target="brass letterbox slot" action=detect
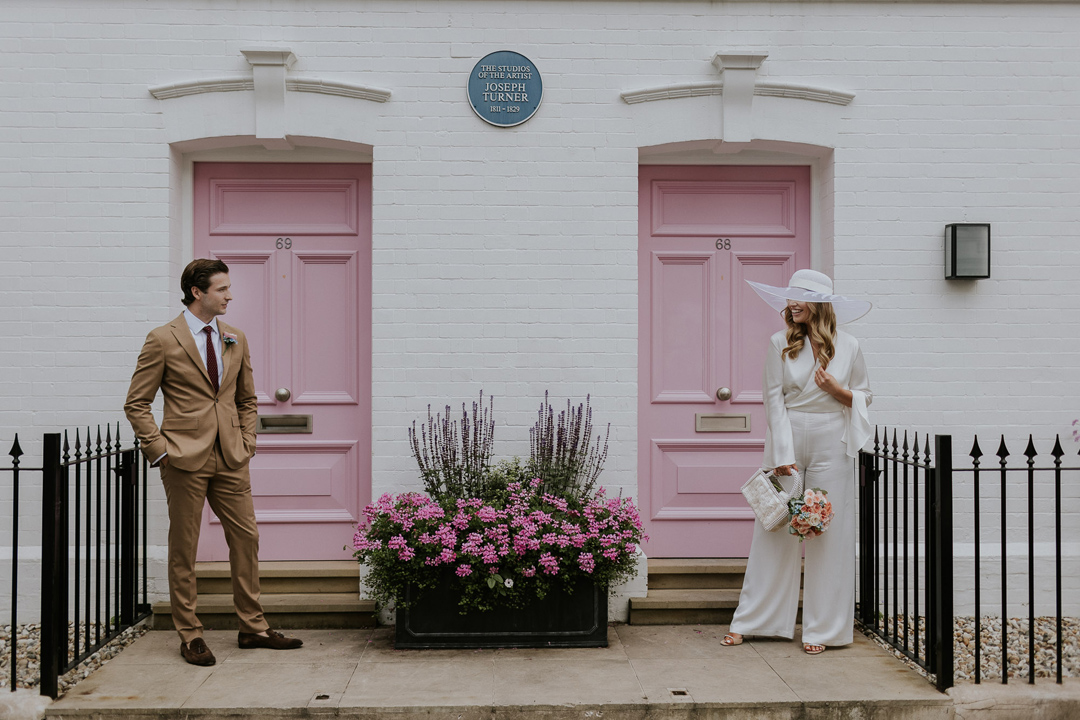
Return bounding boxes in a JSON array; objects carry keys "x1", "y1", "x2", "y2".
[
  {"x1": 256, "y1": 414, "x2": 314, "y2": 434},
  {"x1": 695, "y1": 413, "x2": 751, "y2": 433}
]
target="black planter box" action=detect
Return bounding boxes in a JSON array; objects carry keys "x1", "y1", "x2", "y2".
[{"x1": 394, "y1": 577, "x2": 608, "y2": 649}]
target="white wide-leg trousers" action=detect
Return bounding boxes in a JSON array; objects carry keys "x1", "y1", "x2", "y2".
[{"x1": 729, "y1": 410, "x2": 855, "y2": 646}]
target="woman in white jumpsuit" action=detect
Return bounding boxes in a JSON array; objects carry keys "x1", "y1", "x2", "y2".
[{"x1": 723, "y1": 270, "x2": 872, "y2": 655}]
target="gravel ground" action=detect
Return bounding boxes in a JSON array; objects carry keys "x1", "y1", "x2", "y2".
[
  {"x1": 860, "y1": 615, "x2": 1080, "y2": 684},
  {"x1": 0, "y1": 621, "x2": 150, "y2": 697}
]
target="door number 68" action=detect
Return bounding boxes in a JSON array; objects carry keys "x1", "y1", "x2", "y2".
[{"x1": 715, "y1": 238, "x2": 731, "y2": 250}]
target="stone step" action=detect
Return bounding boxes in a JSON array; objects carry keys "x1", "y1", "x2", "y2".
[
  {"x1": 194, "y1": 560, "x2": 361, "y2": 595},
  {"x1": 646, "y1": 558, "x2": 749, "y2": 575},
  {"x1": 151, "y1": 561, "x2": 376, "y2": 631},
  {"x1": 630, "y1": 558, "x2": 803, "y2": 625},
  {"x1": 629, "y1": 588, "x2": 740, "y2": 625},
  {"x1": 151, "y1": 593, "x2": 376, "y2": 630},
  {"x1": 631, "y1": 588, "x2": 743, "y2": 610},
  {"x1": 646, "y1": 558, "x2": 747, "y2": 589}
]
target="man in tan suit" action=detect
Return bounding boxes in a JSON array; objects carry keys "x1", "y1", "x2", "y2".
[{"x1": 125, "y1": 258, "x2": 301, "y2": 666}]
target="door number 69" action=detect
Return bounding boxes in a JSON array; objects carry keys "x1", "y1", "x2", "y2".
[
  {"x1": 715, "y1": 238, "x2": 731, "y2": 250},
  {"x1": 276, "y1": 237, "x2": 292, "y2": 249}
]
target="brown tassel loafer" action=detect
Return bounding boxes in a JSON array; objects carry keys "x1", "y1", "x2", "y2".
[
  {"x1": 237, "y1": 628, "x2": 303, "y2": 650},
  {"x1": 180, "y1": 637, "x2": 216, "y2": 666}
]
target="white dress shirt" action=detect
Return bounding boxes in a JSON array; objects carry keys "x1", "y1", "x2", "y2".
[{"x1": 183, "y1": 308, "x2": 222, "y2": 371}]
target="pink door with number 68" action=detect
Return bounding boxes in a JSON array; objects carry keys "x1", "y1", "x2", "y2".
[
  {"x1": 639, "y1": 165, "x2": 810, "y2": 557},
  {"x1": 193, "y1": 162, "x2": 372, "y2": 561}
]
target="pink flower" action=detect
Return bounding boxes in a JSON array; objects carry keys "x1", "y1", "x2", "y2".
[
  {"x1": 539, "y1": 552, "x2": 560, "y2": 575},
  {"x1": 456, "y1": 564, "x2": 473, "y2": 577}
]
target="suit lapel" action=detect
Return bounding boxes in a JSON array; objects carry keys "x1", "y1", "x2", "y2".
[
  {"x1": 218, "y1": 321, "x2": 234, "y2": 383},
  {"x1": 169, "y1": 314, "x2": 214, "y2": 390}
]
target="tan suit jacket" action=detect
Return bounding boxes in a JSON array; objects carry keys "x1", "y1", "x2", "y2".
[{"x1": 125, "y1": 313, "x2": 258, "y2": 472}]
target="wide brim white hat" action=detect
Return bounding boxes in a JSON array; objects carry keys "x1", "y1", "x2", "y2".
[{"x1": 746, "y1": 269, "x2": 871, "y2": 325}]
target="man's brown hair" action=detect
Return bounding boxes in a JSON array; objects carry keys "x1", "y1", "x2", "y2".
[{"x1": 180, "y1": 258, "x2": 230, "y2": 307}]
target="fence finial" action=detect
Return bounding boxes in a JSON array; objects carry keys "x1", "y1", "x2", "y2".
[
  {"x1": 1051, "y1": 435, "x2": 1064, "y2": 460},
  {"x1": 996, "y1": 435, "x2": 1009, "y2": 461},
  {"x1": 970, "y1": 435, "x2": 983, "y2": 460},
  {"x1": 1024, "y1": 435, "x2": 1038, "y2": 461},
  {"x1": 8, "y1": 434, "x2": 22, "y2": 461}
]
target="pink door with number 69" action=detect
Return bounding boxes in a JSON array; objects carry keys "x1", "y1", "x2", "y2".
[
  {"x1": 193, "y1": 162, "x2": 372, "y2": 561},
  {"x1": 639, "y1": 165, "x2": 810, "y2": 557}
]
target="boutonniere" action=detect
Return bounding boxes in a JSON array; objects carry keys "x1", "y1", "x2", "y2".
[{"x1": 222, "y1": 331, "x2": 238, "y2": 349}]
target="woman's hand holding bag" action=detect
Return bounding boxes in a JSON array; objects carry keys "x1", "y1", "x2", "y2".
[{"x1": 740, "y1": 467, "x2": 803, "y2": 532}]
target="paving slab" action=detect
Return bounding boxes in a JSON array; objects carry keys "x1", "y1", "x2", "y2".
[
  {"x1": 342, "y1": 656, "x2": 495, "y2": 706},
  {"x1": 948, "y1": 679, "x2": 1080, "y2": 720},
  {"x1": 187, "y1": 662, "x2": 357, "y2": 709},
  {"x1": 492, "y1": 655, "x2": 647, "y2": 706},
  {"x1": 629, "y1": 657, "x2": 801, "y2": 704},
  {"x1": 46, "y1": 624, "x2": 959, "y2": 720},
  {"x1": 616, "y1": 622, "x2": 732, "y2": 658}
]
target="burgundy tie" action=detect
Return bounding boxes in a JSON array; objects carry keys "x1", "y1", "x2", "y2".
[{"x1": 203, "y1": 326, "x2": 219, "y2": 393}]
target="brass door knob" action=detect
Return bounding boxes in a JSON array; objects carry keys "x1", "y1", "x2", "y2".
[
  {"x1": 275, "y1": 387, "x2": 291, "y2": 402},
  {"x1": 716, "y1": 387, "x2": 732, "y2": 401}
]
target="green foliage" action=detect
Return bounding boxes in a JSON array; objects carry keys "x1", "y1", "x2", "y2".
[{"x1": 353, "y1": 483, "x2": 646, "y2": 614}]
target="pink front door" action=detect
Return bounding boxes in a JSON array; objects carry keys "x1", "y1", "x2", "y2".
[
  {"x1": 638, "y1": 165, "x2": 810, "y2": 557},
  {"x1": 193, "y1": 162, "x2": 372, "y2": 560}
]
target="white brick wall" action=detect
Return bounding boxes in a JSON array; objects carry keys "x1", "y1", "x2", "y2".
[{"x1": 2, "y1": 0, "x2": 1080, "y2": 619}]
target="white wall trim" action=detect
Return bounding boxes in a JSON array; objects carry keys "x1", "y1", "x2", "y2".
[
  {"x1": 712, "y1": 52, "x2": 767, "y2": 143},
  {"x1": 150, "y1": 77, "x2": 392, "y2": 103},
  {"x1": 149, "y1": 76, "x2": 253, "y2": 99},
  {"x1": 241, "y1": 47, "x2": 297, "y2": 149},
  {"x1": 755, "y1": 81, "x2": 855, "y2": 107},
  {"x1": 287, "y1": 78, "x2": 392, "y2": 103},
  {"x1": 621, "y1": 81, "x2": 854, "y2": 107}
]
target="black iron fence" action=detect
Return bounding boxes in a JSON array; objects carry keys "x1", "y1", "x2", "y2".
[
  {"x1": 4, "y1": 425, "x2": 151, "y2": 698},
  {"x1": 857, "y1": 428, "x2": 1076, "y2": 691}
]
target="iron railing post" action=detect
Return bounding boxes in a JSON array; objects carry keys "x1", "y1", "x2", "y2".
[
  {"x1": 858, "y1": 451, "x2": 877, "y2": 625},
  {"x1": 119, "y1": 449, "x2": 137, "y2": 626},
  {"x1": 932, "y1": 434, "x2": 955, "y2": 691},
  {"x1": 39, "y1": 433, "x2": 66, "y2": 699}
]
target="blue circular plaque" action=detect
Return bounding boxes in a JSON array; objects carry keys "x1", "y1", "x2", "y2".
[{"x1": 467, "y1": 51, "x2": 543, "y2": 128}]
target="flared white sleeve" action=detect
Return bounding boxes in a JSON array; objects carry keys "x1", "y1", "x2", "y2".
[
  {"x1": 762, "y1": 337, "x2": 796, "y2": 470},
  {"x1": 842, "y1": 343, "x2": 873, "y2": 458}
]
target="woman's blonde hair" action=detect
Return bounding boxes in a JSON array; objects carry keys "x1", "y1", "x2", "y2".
[{"x1": 782, "y1": 302, "x2": 837, "y2": 369}]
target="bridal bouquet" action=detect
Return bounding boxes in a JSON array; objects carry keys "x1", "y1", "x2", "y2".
[{"x1": 787, "y1": 488, "x2": 833, "y2": 541}]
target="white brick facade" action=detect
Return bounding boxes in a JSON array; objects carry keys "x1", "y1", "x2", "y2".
[{"x1": 2, "y1": 0, "x2": 1079, "y2": 618}]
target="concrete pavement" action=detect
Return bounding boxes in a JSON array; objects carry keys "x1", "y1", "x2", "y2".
[{"x1": 45, "y1": 624, "x2": 958, "y2": 719}]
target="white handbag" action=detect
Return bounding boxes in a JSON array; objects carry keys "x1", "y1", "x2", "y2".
[{"x1": 740, "y1": 468, "x2": 803, "y2": 532}]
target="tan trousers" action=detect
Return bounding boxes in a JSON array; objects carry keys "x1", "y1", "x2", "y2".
[{"x1": 160, "y1": 441, "x2": 268, "y2": 643}]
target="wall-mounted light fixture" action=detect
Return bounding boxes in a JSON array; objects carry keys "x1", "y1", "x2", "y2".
[{"x1": 945, "y1": 223, "x2": 991, "y2": 279}]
